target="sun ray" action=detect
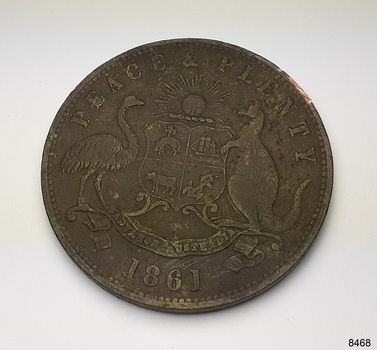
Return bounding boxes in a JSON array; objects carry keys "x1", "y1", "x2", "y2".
[{"x1": 155, "y1": 74, "x2": 231, "y2": 125}]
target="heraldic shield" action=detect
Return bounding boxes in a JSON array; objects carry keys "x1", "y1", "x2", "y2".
[{"x1": 139, "y1": 121, "x2": 233, "y2": 211}]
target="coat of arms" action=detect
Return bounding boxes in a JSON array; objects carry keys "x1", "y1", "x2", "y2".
[
  {"x1": 139, "y1": 121, "x2": 232, "y2": 210},
  {"x1": 62, "y1": 74, "x2": 310, "y2": 271}
]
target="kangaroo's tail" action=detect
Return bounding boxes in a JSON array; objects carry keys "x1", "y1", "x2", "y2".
[{"x1": 261, "y1": 179, "x2": 311, "y2": 232}]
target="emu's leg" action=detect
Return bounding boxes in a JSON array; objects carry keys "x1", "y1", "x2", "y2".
[
  {"x1": 94, "y1": 170, "x2": 107, "y2": 208},
  {"x1": 78, "y1": 167, "x2": 96, "y2": 206}
]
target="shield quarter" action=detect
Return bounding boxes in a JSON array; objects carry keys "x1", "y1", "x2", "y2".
[{"x1": 139, "y1": 121, "x2": 233, "y2": 211}]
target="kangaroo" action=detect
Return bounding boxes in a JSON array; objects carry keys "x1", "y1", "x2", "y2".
[{"x1": 220, "y1": 100, "x2": 310, "y2": 232}]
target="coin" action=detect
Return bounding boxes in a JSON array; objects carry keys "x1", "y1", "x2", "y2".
[{"x1": 42, "y1": 39, "x2": 332, "y2": 312}]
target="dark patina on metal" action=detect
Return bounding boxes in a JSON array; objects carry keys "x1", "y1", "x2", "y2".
[{"x1": 42, "y1": 39, "x2": 332, "y2": 312}]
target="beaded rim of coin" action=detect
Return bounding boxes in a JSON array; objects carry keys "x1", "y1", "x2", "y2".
[{"x1": 42, "y1": 38, "x2": 332, "y2": 312}]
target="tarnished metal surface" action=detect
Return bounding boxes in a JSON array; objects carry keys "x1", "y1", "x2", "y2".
[{"x1": 42, "y1": 39, "x2": 332, "y2": 312}]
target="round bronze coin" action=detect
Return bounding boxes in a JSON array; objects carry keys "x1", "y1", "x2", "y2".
[{"x1": 42, "y1": 39, "x2": 332, "y2": 312}]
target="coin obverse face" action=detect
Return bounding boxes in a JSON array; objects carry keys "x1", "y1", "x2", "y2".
[{"x1": 42, "y1": 39, "x2": 332, "y2": 312}]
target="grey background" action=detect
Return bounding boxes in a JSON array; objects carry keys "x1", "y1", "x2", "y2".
[{"x1": 1, "y1": 1, "x2": 376, "y2": 349}]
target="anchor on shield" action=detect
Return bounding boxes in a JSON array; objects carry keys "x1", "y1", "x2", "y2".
[{"x1": 139, "y1": 120, "x2": 233, "y2": 211}]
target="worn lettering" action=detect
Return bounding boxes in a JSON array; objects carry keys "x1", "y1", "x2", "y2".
[
  {"x1": 289, "y1": 121, "x2": 310, "y2": 137},
  {"x1": 70, "y1": 111, "x2": 90, "y2": 128},
  {"x1": 295, "y1": 147, "x2": 317, "y2": 163},
  {"x1": 217, "y1": 56, "x2": 235, "y2": 72},
  {"x1": 257, "y1": 79, "x2": 279, "y2": 97},
  {"x1": 275, "y1": 97, "x2": 297, "y2": 117},
  {"x1": 152, "y1": 54, "x2": 166, "y2": 71},
  {"x1": 106, "y1": 76, "x2": 124, "y2": 94},
  {"x1": 238, "y1": 64, "x2": 255, "y2": 84},
  {"x1": 125, "y1": 63, "x2": 142, "y2": 80},
  {"x1": 86, "y1": 91, "x2": 106, "y2": 109}
]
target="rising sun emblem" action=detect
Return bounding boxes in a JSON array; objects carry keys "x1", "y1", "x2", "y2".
[{"x1": 154, "y1": 74, "x2": 231, "y2": 125}]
